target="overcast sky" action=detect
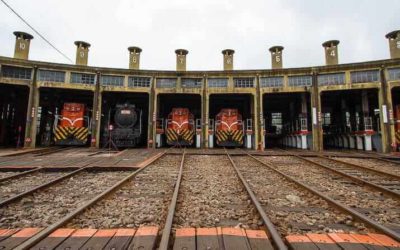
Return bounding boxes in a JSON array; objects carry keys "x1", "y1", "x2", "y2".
[{"x1": 0, "y1": 0, "x2": 399, "y2": 70}]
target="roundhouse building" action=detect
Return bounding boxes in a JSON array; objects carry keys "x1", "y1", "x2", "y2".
[{"x1": 1, "y1": 30, "x2": 400, "y2": 152}]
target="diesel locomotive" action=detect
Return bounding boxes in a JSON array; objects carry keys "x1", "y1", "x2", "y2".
[
  {"x1": 215, "y1": 108, "x2": 244, "y2": 147},
  {"x1": 165, "y1": 108, "x2": 195, "y2": 146},
  {"x1": 54, "y1": 103, "x2": 89, "y2": 146},
  {"x1": 105, "y1": 103, "x2": 143, "y2": 147}
]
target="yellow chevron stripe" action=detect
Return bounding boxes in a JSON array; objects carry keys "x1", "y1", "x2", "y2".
[
  {"x1": 76, "y1": 131, "x2": 88, "y2": 141},
  {"x1": 55, "y1": 127, "x2": 67, "y2": 139},
  {"x1": 396, "y1": 132, "x2": 400, "y2": 144},
  {"x1": 166, "y1": 129, "x2": 178, "y2": 142},
  {"x1": 57, "y1": 126, "x2": 67, "y2": 137},
  {"x1": 75, "y1": 128, "x2": 87, "y2": 139}
]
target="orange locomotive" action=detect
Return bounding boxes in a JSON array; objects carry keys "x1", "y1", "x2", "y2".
[
  {"x1": 54, "y1": 103, "x2": 89, "y2": 145},
  {"x1": 165, "y1": 108, "x2": 195, "y2": 146},
  {"x1": 215, "y1": 109, "x2": 244, "y2": 147}
]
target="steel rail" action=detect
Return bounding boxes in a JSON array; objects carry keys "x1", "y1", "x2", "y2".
[
  {"x1": 0, "y1": 167, "x2": 89, "y2": 207},
  {"x1": 16, "y1": 150, "x2": 169, "y2": 250},
  {"x1": 0, "y1": 147, "x2": 61, "y2": 157},
  {"x1": 0, "y1": 157, "x2": 107, "y2": 208},
  {"x1": 0, "y1": 167, "x2": 43, "y2": 183},
  {"x1": 290, "y1": 153, "x2": 400, "y2": 199},
  {"x1": 159, "y1": 148, "x2": 186, "y2": 250},
  {"x1": 33, "y1": 147, "x2": 71, "y2": 157},
  {"x1": 226, "y1": 149, "x2": 288, "y2": 250},
  {"x1": 322, "y1": 155, "x2": 400, "y2": 179},
  {"x1": 324, "y1": 150, "x2": 400, "y2": 165},
  {"x1": 244, "y1": 152, "x2": 400, "y2": 242}
]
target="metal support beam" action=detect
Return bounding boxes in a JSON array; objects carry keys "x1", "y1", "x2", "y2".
[{"x1": 24, "y1": 66, "x2": 39, "y2": 148}]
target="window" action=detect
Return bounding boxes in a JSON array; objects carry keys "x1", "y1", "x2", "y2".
[
  {"x1": 156, "y1": 78, "x2": 176, "y2": 88},
  {"x1": 388, "y1": 68, "x2": 400, "y2": 81},
  {"x1": 351, "y1": 70, "x2": 379, "y2": 83},
  {"x1": 208, "y1": 78, "x2": 228, "y2": 88},
  {"x1": 271, "y1": 112, "x2": 282, "y2": 134},
  {"x1": 261, "y1": 76, "x2": 283, "y2": 87},
  {"x1": 70, "y1": 72, "x2": 95, "y2": 84},
  {"x1": 101, "y1": 75, "x2": 124, "y2": 86},
  {"x1": 38, "y1": 70, "x2": 65, "y2": 82},
  {"x1": 322, "y1": 113, "x2": 331, "y2": 126},
  {"x1": 128, "y1": 76, "x2": 151, "y2": 87},
  {"x1": 288, "y1": 75, "x2": 312, "y2": 87},
  {"x1": 318, "y1": 73, "x2": 345, "y2": 86},
  {"x1": 182, "y1": 78, "x2": 202, "y2": 88},
  {"x1": 1, "y1": 65, "x2": 31, "y2": 79},
  {"x1": 234, "y1": 77, "x2": 254, "y2": 88}
]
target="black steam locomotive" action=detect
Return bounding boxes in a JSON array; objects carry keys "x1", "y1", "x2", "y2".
[{"x1": 104, "y1": 103, "x2": 142, "y2": 147}]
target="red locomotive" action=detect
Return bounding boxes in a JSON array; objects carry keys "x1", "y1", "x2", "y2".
[
  {"x1": 165, "y1": 108, "x2": 195, "y2": 146},
  {"x1": 215, "y1": 109, "x2": 244, "y2": 147},
  {"x1": 54, "y1": 103, "x2": 89, "y2": 145}
]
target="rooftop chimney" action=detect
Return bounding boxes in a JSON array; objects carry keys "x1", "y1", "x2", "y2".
[
  {"x1": 13, "y1": 31, "x2": 33, "y2": 60},
  {"x1": 222, "y1": 49, "x2": 234, "y2": 71},
  {"x1": 74, "y1": 41, "x2": 91, "y2": 66},
  {"x1": 322, "y1": 40, "x2": 340, "y2": 65},
  {"x1": 269, "y1": 46, "x2": 284, "y2": 69},
  {"x1": 386, "y1": 30, "x2": 400, "y2": 59},
  {"x1": 128, "y1": 46, "x2": 142, "y2": 70},
  {"x1": 175, "y1": 49, "x2": 188, "y2": 71}
]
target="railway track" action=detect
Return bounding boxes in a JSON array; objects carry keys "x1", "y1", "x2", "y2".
[
  {"x1": 12, "y1": 150, "x2": 168, "y2": 249},
  {"x1": 255, "y1": 153, "x2": 400, "y2": 241},
  {"x1": 66, "y1": 154, "x2": 182, "y2": 229},
  {"x1": 0, "y1": 169, "x2": 131, "y2": 229},
  {"x1": 0, "y1": 148, "x2": 398, "y2": 249},
  {"x1": 305, "y1": 156, "x2": 400, "y2": 196},
  {"x1": 332, "y1": 156, "x2": 400, "y2": 177}
]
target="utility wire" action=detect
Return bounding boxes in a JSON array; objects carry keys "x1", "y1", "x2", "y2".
[{"x1": 1, "y1": 0, "x2": 74, "y2": 63}]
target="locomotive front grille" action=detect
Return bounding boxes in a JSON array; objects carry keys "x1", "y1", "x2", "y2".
[
  {"x1": 216, "y1": 130, "x2": 243, "y2": 146},
  {"x1": 54, "y1": 126, "x2": 88, "y2": 143},
  {"x1": 166, "y1": 128, "x2": 195, "y2": 146}
]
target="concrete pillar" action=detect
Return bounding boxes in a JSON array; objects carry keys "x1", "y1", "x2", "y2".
[
  {"x1": 301, "y1": 135, "x2": 307, "y2": 149},
  {"x1": 379, "y1": 67, "x2": 393, "y2": 153},
  {"x1": 24, "y1": 66, "x2": 39, "y2": 148},
  {"x1": 175, "y1": 49, "x2": 188, "y2": 71},
  {"x1": 322, "y1": 40, "x2": 340, "y2": 65},
  {"x1": 257, "y1": 76, "x2": 265, "y2": 150},
  {"x1": 311, "y1": 71, "x2": 323, "y2": 151},
  {"x1": 202, "y1": 78, "x2": 209, "y2": 148},
  {"x1": 222, "y1": 49, "x2": 234, "y2": 71},
  {"x1": 269, "y1": 46, "x2": 284, "y2": 69},
  {"x1": 91, "y1": 72, "x2": 101, "y2": 148},
  {"x1": 149, "y1": 78, "x2": 157, "y2": 148},
  {"x1": 13, "y1": 31, "x2": 33, "y2": 60},
  {"x1": 364, "y1": 135, "x2": 372, "y2": 151},
  {"x1": 253, "y1": 91, "x2": 260, "y2": 150},
  {"x1": 75, "y1": 41, "x2": 91, "y2": 66},
  {"x1": 128, "y1": 46, "x2": 142, "y2": 70},
  {"x1": 385, "y1": 30, "x2": 400, "y2": 59}
]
